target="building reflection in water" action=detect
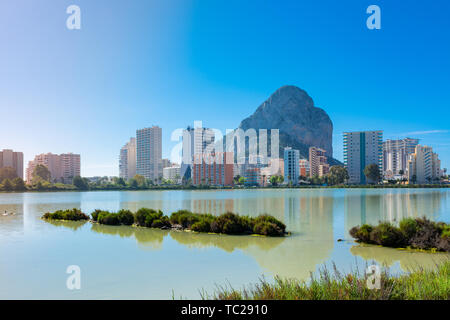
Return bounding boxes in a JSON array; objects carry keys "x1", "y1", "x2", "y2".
[{"x1": 345, "y1": 189, "x2": 445, "y2": 234}]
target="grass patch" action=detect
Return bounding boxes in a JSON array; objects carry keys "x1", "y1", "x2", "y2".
[
  {"x1": 350, "y1": 217, "x2": 450, "y2": 252},
  {"x1": 203, "y1": 260, "x2": 450, "y2": 300}
]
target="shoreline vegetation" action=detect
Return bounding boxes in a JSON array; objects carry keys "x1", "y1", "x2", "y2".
[
  {"x1": 2, "y1": 183, "x2": 449, "y2": 193},
  {"x1": 203, "y1": 260, "x2": 450, "y2": 300},
  {"x1": 42, "y1": 208, "x2": 288, "y2": 237},
  {"x1": 349, "y1": 218, "x2": 450, "y2": 252}
]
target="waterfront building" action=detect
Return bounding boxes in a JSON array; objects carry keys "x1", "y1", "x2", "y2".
[
  {"x1": 162, "y1": 158, "x2": 172, "y2": 169},
  {"x1": 26, "y1": 153, "x2": 80, "y2": 184},
  {"x1": 163, "y1": 165, "x2": 181, "y2": 184},
  {"x1": 0, "y1": 149, "x2": 24, "y2": 179},
  {"x1": 309, "y1": 147, "x2": 329, "y2": 178},
  {"x1": 181, "y1": 126, "x2": 215, "y2": 180},
  {"x1": 119, "y1": 138, "x2": 136, "y2": 181},
  {"x1": 383, "y1": 138, "x2": 419, "y2": 179},
  {"x1": 343, "y1": 131, "x2": 383, "y2": 184},
  {"x1": 299, "y1": 159, "x2": 309, "y2": 178},
  {"x1": 136, "y1": 126, "x2": 162, "y2": 182},
  {"x1": 260, "y1": 158, "x2": 284, "y2": 186},
  {"x1": 192, "y1": 152, "x2": 234, "y2": 186},
  {"x1": 407, "y1": 145, "x2": 441, "y2": 184},
  {"x1": 284, "y1": 147, "x2": 300, "y2": 185}
]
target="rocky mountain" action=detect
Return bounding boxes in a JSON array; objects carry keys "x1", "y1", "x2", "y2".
[{"x1": 238, "y1": 85, "x2": 341, "y2": 165}]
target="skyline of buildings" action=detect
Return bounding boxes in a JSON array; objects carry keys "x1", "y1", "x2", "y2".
[
  {"x1": 1, "y1": 126, "x2": 447, "y2": 186},
  {"x1": 25, "y1": 152, "x2": 80, "y2": 184}
]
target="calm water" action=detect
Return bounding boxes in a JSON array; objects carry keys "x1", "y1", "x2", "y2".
[{"x1": 0, "y1": 188, "x2": 449, "y2": 299}]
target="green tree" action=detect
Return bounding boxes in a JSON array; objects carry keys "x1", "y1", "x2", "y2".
[
  {"x1": 73, "y1": 176, "x2": 89, "y2": 190},
  {"x1": 238, "y1": 176, "x2": 247, "y2": 185},
  {"x1": 32, "y1": 164, "x2": 51, "y2": 183},
  {"x1": 12, "y1": 177, "x2": 26, "y2": 191},
  {"x1": 364, "y1": 164, "x2": 381, "y2": 184},
  {"x1": 128, "y1": 178, "x2": 138, "y2": 189},
  {"x1": 1, "y1": 178, "x2": 13, "y2": 191},
  {"x1": 0, "y1": 167, "x2": 18, "y2": 183},
  {"x1": 133, "y1": 174, "x2": 146, "y2": 188},
  {"x1": 327, "y1": 166, "x2": 349, "y2": 185}
]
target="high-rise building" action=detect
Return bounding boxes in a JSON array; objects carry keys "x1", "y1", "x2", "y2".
[
  {"x1": 163, "y1": 165, "x2": 181, "y2": 184},
  {"x1": 136, "y1": 126, "x2": 162, "y2": 181},
  {"x1": 343, "y1": 131, "x2": 383, "y2": 184},
  {"x1": 181, "y1": 126, "x2": 215, "y2": 180},
  {"x1": 192, "y1": 152, "x2": 234, "y2": 186},
  {"x1": 407, "y1": 145, "x2": 441, "y2": 184},
  {"x1": 383, "y1": 138, "x2": 419, "y2": 178},
  {"x1": 284, "y1": 147, "x2": 300, "y2": 185},
  {"x1": 309, "y1": 147, "x2": 329, "y2": 178},
  {"x1": 0, "y1": 149, "x2": 24, "y2": 179},
  {"x1": 119, "y1": 138, "x2": 136, "y2": 180},
  {"x1": 26, "y1": 153, "x2": 80, "y2": 184},
  {"x1": 299, "y1": 159, "x2": 310, "y2": 178}
]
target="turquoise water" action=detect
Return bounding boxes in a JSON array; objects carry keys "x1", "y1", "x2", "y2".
[{"x1": 0, "y1": 188, "x2": 449, "y2": 299}]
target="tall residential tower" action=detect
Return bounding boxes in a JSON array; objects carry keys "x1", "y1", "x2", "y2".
[
  {"x1": 119, "y1": 138, "x2": 137, "y2": 180},
  {"x1": 343, "y1": 131, "x2": 383, "y2": 184},
  {"x1": 136, "y1": 126, "x2": 162, "y2": 181}
]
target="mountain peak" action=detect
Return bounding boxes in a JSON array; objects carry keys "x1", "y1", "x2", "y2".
[{"x1": 238, "y1": 85, "x2": 337, "y2": 162}]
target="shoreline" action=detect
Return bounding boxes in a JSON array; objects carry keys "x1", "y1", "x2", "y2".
[{"x1": 1, "y1": 184, "x2": 449, "y2": 194}]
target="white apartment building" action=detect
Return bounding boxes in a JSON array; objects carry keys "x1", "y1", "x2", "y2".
[
  {"x1": 407, "y1": 145, "x2": 441, "y2": 184},
  {"x1": 163, "y1": 166, "x2": 181, "y2": 184},
  {"x1": 383, "y1": 138, "x2": 419, "y2": 178},
  {"x1": 343, "y1": 131, "x2": 383, "y2": 184},
  {"x1": 26, "y1": 153, "x2": 80, "y2": 184},
  {"x1": 119, "y1": 138, "x2": 136, "y2": 180},
  {"x1": 180, "y1": 125, "x2": 215, "y2": 180},
  {"x1": 0, "y1": 149, "x2": 24, "y2": 179},
  {"x1": 136, "y1": 126, "x2": 162, "y2": 181}
]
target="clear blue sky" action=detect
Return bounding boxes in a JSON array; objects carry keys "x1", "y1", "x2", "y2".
[{"x1": 1, "y1": 0, "x2": 449, "y2": 176}]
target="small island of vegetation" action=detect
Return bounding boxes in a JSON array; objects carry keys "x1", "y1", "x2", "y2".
[
  {"x1": 349, "y1": 217, "x2": 450, "y2": 252},
  {"x1": 42, "y1": 208, "x2": 287, "y2": 237}
]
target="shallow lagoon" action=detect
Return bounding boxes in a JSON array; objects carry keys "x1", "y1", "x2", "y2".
[{"x1": 0, "y1": 188, "x2": 449, "y2": 299}]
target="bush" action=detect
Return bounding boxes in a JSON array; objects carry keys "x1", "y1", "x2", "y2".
[
  {"x1": 254, "y1": 215, "x2": 286, "y2": 234},
  {"x1": 349, "y1": 217, "x2": 450, "y2": 252},
  {"x1": 117, "y1": 209, "x2": 134, "y2": 225},
  {"x1": 370, "y1": 223, "x2": 405, "y2": 247},
  {"x1": 399, "y1": 218, "x2": 419, "y2": 239},
  {"x1": 135, "y1": 208, "x2": 164, "y2": 227},
  {"x1": 97, "y1": 211, "x2": 120, "y2": 225},
  {"x1": 91, "y1": 209, "x2": 102, "y2": 222},
  {"x1": 42, "y1": 208, "x2": 89, "y2": 221},
  {"x1": 350, "y1": 224, "x2": 373, "y2": 243},
  {"x1": 253, "y1": 221, "x2": 283, "y2": 236},
  {"x1": 151, "y1": 216, "x2": 171, "y2": 229},
  {"x1": 191, "y1": 220, "x2": 211, "y2": 232}
]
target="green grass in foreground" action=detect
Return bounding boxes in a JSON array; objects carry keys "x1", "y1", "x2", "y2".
[
  {"x1": 204, "y1": 261, "x2": 450, "y2": 300},
  {"x1": 42, "y1": 208, "x2": 287, "y2": 237}
]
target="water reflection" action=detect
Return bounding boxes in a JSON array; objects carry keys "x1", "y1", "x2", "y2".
[
  {"x1": 350, "y1": 244, "x2": 450, "y2": 270},
  {"x1": 345, "y1": 190, "x2": 446, "y2": 234}
]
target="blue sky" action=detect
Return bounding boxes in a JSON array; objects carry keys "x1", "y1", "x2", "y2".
[{"x1": 0, "y1": 0, "x2": 449, "y2": 176}]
